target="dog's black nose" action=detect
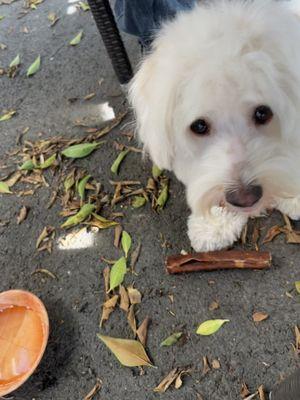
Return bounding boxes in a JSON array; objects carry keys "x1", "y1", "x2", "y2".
[{"x1": 225, "y1": 184, "x2": 263, "y2": 208}]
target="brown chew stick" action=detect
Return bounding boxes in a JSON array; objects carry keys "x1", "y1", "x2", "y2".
[{"x1": 166, "y1": 250, "x2": 271, "y2": 274}]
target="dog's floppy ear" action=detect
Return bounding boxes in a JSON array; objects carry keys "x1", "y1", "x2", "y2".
[{"x1": 129, "y1": 51, "x2": 175, "y2": 170}]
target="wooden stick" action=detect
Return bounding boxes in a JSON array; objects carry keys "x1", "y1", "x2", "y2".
[{"x1": 166, "y1": 250, "x2": 271, "y2": 274}]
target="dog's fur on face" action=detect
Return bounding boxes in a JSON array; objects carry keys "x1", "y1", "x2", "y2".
[{"x1": 129, "y1": 0, "x2": 300, "y2": 251}]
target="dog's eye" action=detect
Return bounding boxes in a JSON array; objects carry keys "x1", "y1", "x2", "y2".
[
  {"x1": 190, "y1": 119, "x2": 210, "y2": 135},
  {"x1": 253, "y1": 105, "x2": 273, "y2": 125}
]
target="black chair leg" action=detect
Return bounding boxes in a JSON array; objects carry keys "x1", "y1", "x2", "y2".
[{"x1": 87, "y1": 0, "x2": 133, "y2": 85}]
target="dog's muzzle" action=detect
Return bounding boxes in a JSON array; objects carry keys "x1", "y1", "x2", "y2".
[{"x1": 225, "y1": 184, "x2": 263, "y2": 208}]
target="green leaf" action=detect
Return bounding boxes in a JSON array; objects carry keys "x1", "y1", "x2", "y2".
[
  {"x1": 160, "y1": 332, "x2": 183, "y2": 347},
  {"x1": 39, "y1": 154, "x2": 56, "y2": 169},
  {"x1": 0, "y1": 110, "x2": 16, "y2": 122},
  {"x1": 69, "y1": 30, "x2": 83, "y2": 46},
  {"x1": 152, "y1": 164, "x2": 163, "y2": 179},
  {"x1": 62, "y1": 141, "x2": 103, "y2": 158},
  {"x1": 196, "y1": 319, "x2": 230, "y2": 336},
  {"x1": 61, "y1": 203, "x2": 95, "y2": 228},
  {"x1": 27, "y1": 55, "x2": 41, "y2": 77},
  {"x1": 156, "y1": 181, "x2": 169, "y2": 209},
  {"x1": 110, "y1": 149, "x2": 130, "y2": 174},
  {"x1": 20, "y1": 159, "x2": 35, "y2": 170},
  {"x1": 0, "y1": 182, "x2": 12, "y2": 194},
  {"x1": 97, "y1": 334, "x2": 153, "y2": 367},
  {"x1": 132, "y1": 196, "x2": 146, "y2": 208},
  {"x1": 79, "y1": 1, "x2": 90, "y2": 11},
  {"x1": 78, "y1": 174, "x2": 91, "y2": 200},
  {"x1": 9, "y1": 54, "x2": 20, "y2": 68},
  {"x1": 121, "y1": 231, "x2": 131, "y2": 258},
  {"x1": 0, "y1": 16, "x2": 5, "y2": 21},
  {"x1": 295, "y1": 281, "x2": 300, "y2": 294},
  {"x1": 109, "y1": 256, "x2": 127, "y2": 291},
  {"x1": 64, "y1": 170, "x2": 75, "y2": 191}
]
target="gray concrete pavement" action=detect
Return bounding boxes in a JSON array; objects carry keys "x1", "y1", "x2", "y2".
[{"x1": 0, "y1": 1, "x2": 299, "y2": 399}]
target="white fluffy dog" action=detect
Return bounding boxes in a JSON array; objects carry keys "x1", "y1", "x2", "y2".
[{"x1": 129, "y1": 0, "x2": 300, "y2": 251}]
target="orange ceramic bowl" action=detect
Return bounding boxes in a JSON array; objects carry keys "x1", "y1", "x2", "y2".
[{"x1": 0, "y1": 290, "x2": 49, "y2": 396}]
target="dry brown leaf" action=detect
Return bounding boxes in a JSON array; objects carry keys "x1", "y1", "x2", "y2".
[
  {"x1": 36, "y1": 226, "x2": 55, "y2": 249},
  {"x1": 103, "y1": 266, "x2": 110, "y2": 300},
  {"x1": 17, "y1": 189, "x2": 35, "y2": 196},
  {"x1": 252, "y1": 225, "x2": 260, "y2": 251},
  {"x1": 136, "y1": 317, "x2": 150, "y2": 346},
  {"x1": 114, "y1": 224, "x2": 122, "y2": 248},
  {"x1": 83, "y1": 378, "x2": 102, "y2": 400},
  {"x1": 241, "y1": 382, "x2": 251, "y2": 398},
  {"x1": 174, "y1": 368, "x2": 191, "y2": 390},
  {"x1": 127, "y1": 304, "x2": 137, "y2": 336},
  {"x1": 127, "y1": 286, "x2": 142, "y2": 304},
  {"x1": 258, "y1": 385, "x2": 266, "y2": 400},
  {"x1": 17, "y1": 205, "x2": 28, "y2": 224},
  {"x1": 282, "y1": 214, "x2": 300, "y2": 243},
  {"x1": 119, "y1": 285, "x2": 129, "y2": 312},
  {"x1": 262, "y1": 225, "x2": 282, "y2": 244},
  {"x1": 294, "y1": 326, "x2": 300, "y2": 356},
  {"x1": 209, "y1": 301, "x2": 219, "y2": 311},
  {"x1": 211, "y1": 359, "x2": 220, "y2": 369},
  {"x1": 154, "y1": 368, "x2": 179, "y2": 393},
  {"x1": 130, "y1": 242, "x2": 141, "y2": 273},
  {"x1": 32, "y1": 268, "x2": 58, "y2": 280},
  {"x1": 98, "y1": 334, "x2": 152, "y2": 367},
  {"x1": 253, "y1": 312, "x2": 269, "y2": 323},
  {"x1": 84, "y1": 92, "x2": 96, "y2": 101},
  {"x1": 100, "y1": 294, "x2": 119, "y2": 327},
  {"x1": 4, "y1": 171, "x2": 22, "y2": 187},
  {"x1": 241, "y1": 223, "x2": 248, "y2": 245},
  {"x1": 202, "y1": 356, "x2": 211, "y2": 375}
]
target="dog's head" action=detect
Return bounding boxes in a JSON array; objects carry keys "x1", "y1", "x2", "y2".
[{"x1": 129, "y1": 0, "x2": 300, "y2": 215}]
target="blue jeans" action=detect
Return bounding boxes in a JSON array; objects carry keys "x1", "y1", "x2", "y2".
[{"x1": 114, "y1": 0, "x2": 197, "y2": 46}]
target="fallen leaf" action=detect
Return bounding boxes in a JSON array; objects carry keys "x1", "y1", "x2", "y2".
[
  {"x1": 130, "y1": 242, "x2": 141, "y2": 273},
  {"x1": 62, "y1": 141, "x2": 103, "y2": 158},
  {"x1": 258, "y1": 385, "x2": 266, "y2": 400},
  {"x1": 197, "y1": 319, "x2": 230, "y2": 336},
  {"x1": 252, "y1": 225, "x2": 260, "y2": 251},
  {"x1": 127, "y1": 286, "x2": 142, "y2": 304},
  {"x1": 241, "y1": 223, "x2": 248, "y2": 245},
  {"x1": 295, "y1": 281, "x2": 300, "y2": 294},
  {"x1": 262, "y1": 225, "x2": 282, "y2": 244},
  {"x1": 154, "y1": 368, "x2": 179, "y2": 393},
  {"x1": 282, "y1": 214, "x2": 300, "y2": 243},
  {"x1": 4, "y1": 171, "x2": 22, "y2": 187},
  {"x1": 84, "y1": 92, "x2": 95, "y2": 100},
  {"x1": 0, "y1": 43, "x2": 7, "y2": 50},
  {"x1": 156, "y1": 180, "x2": 169, "y2": 209},
  {"x1": 209, "y1": 301, "x2": 219, "y2": 311},
  {"x1": 121, "y1": 230, "x2": 131, "y2": 258},
  {"x1": 132, "y1": 196, "x2": 146, "y2": 208},
  {"x1": 97, "y1": 334, "x2": 152, "y2": 367},
  {"x1": 17, "y1": 206, "x2": 28, "y2": 224},
  {"x1": 103, "y1": 266, "x2": 110, "y2": 299},
  {"x1": 136, "y1": 317, "x2": 150, "y2": 346},
  {"x1": 127, "y1": 304, "x2": 136, "y2": 335},
  {"x1": 48, "y1": 11, "x2": 59, "y2": 26},
  {"x1": 152, "y1": 164, "x2": 162, "y2": 179},
  {"x1": 0, "y1": 181, "x2": 12, "y2": 194},
  {"x1": 119, "y1": 285, "x2": 129, "y2": 311},
  {"x1": 0, "y1": 110, "x2": 16, "y2": 122},
  {"x1": 86, "y1": 213, "x2": 118, "y2": 229},
  {"x1": 111, "y1": 149, "x2": 130, "y2": 174},
  {"x1": 160, "y1": 332, "x2": 182, "y2": 347},
  {"x1": 294, "y1": 326, "x2": 300, "y2": 355},
  {"x1": 32, "y1": 268, "x2": 57, "y2": 280},
  {"x1": 202, "y1": 356, "x2": 211, "y2": 375},
  {"x1": 83, "y1": 378, "x2": 102, "y2": 400},
  {"x1": 20, "y1": 159, "x2": 35, "y2": 170},
  {"x1": 241, "y1": 382, "x2": 251, "y2": 398},
  {"x1": 114, "y1": 225, "x2": 122, "y2": 248},
  {"x1": 211, "y1": 359, "x2": 220, "y2": 369},
  {"x1": 174, "y1": 368, "x2": 191, "y2": 390},
  {"x1": 0, "y1": 15, "x2": 4, "y2": 21},
  {"x1": 64, "y1": 169, "x2": 75, "y2": 191},
  {"x1": 100, "y1": 294, "x2": 119, "y2": 327},
  {"x1": 27, "y1": 55, "x2": 41, "y2": 77},
  {"x1": 78, "y1": 174, "x2": 91, "y2": 200},
  {"x1": 36, "y1": 226, "x2": 55, "y2": 249},
  {"x1": 39, "y1": 153, "x2": 56, "y2": 169},
  {"x1": 78, "y1": 1, "x2": 90, "y2": 11},
  {"x1": 70, "y1": 30, "x2": 83, "y2": 46},
  {"x1": 9, "y1": 54, "x2": 20, "y2": 68},
  {"x1": 109, "y1": 256, "x2": 127, "y2": 292},
  {"x1": 252, "y1": 312, "x2": 269, "y2": 323},
  {"x1": 61, "y1": 203, "x2": 95, "y2": 228}
]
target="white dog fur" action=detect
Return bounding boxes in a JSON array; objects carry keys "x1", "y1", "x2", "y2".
[{"x1": 129, "y1": 0, "x2": 300, "y2": 251}]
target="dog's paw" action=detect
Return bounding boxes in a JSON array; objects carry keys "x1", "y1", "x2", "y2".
[
  {"x1": 275, "y1": 196, "x2": 300, "y2": 220},
  {"x1": 188, "y1": 206, "x2": 248, "y2": 252}
]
